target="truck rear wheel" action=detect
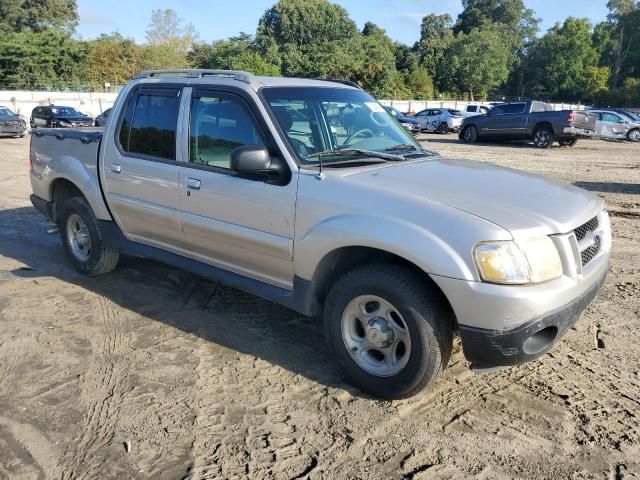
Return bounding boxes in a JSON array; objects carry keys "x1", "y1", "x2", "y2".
[
  {"x1": 533, "y1": 126, "x2": 554, "y2": 148},
  {"x1": 323, "y1": 264, "x2": 453, "y2": 399},
  {"x1": 58, "y1": 197, "x2": 119, "y2": 276}
]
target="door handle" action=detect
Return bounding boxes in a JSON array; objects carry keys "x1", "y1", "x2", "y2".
[
  {"x1": 111, "y1": 164, "x2": 121, "y2": 174},
  {"x1": 186, "y1": 178, "x2": 201, "y2": 190}
]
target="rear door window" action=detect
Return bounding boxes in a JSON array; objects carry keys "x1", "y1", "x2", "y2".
[{"x1": 118, "y1": 88, "x2": 181, "y2": 161}]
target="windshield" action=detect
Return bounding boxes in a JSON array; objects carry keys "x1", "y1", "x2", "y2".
[
  {"x1": 621, "y1": 110, "x2": 640, "y2": 121},
  {"x1": 262, "y1": 87, "x2": 421, "y2": 165},
  {"x1": 0, "y1": 107, "x2": 16, "y2": 117},
  {"x1": 51, "y1": 107, "x2": 83, "y2": 117}
]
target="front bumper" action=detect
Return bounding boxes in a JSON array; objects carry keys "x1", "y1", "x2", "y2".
[
  {"x1": 0, "y1": 125, "x2": 26, "y2": 135},
  {"x1": 458, "y1": 267, "x2": 607, "y2": 368}
]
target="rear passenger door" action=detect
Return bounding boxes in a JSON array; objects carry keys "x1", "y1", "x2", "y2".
[
  {"x1": 177, "y1": 88, "x2": 297, "y2": 289},
  {"x1": 101, "y1": 85, "x2": 186, "y2": 250}
]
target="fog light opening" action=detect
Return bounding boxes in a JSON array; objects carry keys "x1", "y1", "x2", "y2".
[{"x1": 522, "y1": 326, "x2": 558, "y2": 355}]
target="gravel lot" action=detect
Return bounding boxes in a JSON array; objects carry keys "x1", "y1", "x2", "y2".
[{"x1": 0, "y1": 134, "x2": 639, "y2": 479}]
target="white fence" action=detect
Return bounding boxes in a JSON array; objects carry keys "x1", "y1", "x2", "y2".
[
  {"x1": 0, "y1": 90, "x2": 588, "y2": 120},
  {"x1": 0, "y1": 91, "x2": 118, "y2": 119},
  {"x1": 379, "y1": 99, "x2": 587, "y2": 113}
]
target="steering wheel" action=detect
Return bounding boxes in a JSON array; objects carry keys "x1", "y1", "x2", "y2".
[{"x1": 344, "y1": 128, "x2": 374, "y2": 145}]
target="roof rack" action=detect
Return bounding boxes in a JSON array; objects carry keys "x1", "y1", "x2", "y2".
[
  {"x1": 313, "y1": 78, "x2": 362, "y2": 89},
  {"x1": 133, "y1": 69, "x2": 257, "y2": 85}
]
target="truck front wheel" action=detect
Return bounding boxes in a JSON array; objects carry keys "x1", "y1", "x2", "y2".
[
  {"x1": 58, "y1": 197, "x2": 119, "y2": 276},
  {"x1": 461, "y1": 125, "x2": 478, "y2": 143},
  {"x1": 533, "y1": 126, "x2": 554, "y2": 148},
  {"x1": 323, "y1": 264, "x2": 453, "y2": 399}
]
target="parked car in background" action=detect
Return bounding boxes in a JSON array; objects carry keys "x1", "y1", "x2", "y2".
[
  {"x1": 460, "y1": 100, "x2": 596, "y2": 148},
  {"x1": 414, "y1": 108, "x2": 464, "y2": 133},
  {"x1": 0, "y1": 106, "x2": 27, "y2": 137},
  {"x1": 589, "y1": 110, "x2": 640, "y2": 142},
  {"x1": 462, "y1": 104, "x2": 490, "y2": 117},
  {"x1": 383, "y1": 106, "x2": 420, "y2": 134},
  {"x1": 613, "y1": 109, "x2": 640, "y2": 123},
  {"x1": 94, "y1": 107, "x2": 112, "y2": 127},
  {"x1": 30, "y1": 105, "x2": 94, "y2": 129}
]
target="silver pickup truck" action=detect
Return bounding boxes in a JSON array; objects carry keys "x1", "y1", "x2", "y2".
[{"x1": 29, "y1": 70, "x2": 611, "y2": 399}]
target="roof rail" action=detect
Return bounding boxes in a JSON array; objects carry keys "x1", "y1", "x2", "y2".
[
  {"x1": 133, "y1": 69, "x2": 257, "y2": 85},
  {"x1": 313, "y1": 78, "x2": 362, "y2": 89}
]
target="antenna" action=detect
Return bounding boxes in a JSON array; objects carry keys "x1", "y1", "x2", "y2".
[{"x1": 317, "y1": 153, "x2": 325, "y2": 181}]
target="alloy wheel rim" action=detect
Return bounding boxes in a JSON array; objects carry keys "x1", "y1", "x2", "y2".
[
  {"x1": 341, "y1": 295, "x2": 411, "y2": 377},
  {"x1": 66, "y1": 213, "x2": 91, "y2": 261}
]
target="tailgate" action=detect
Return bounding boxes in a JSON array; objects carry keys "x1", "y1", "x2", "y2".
[{"x1": 572, "y1": 111, "x2": 596, "y2": 131}]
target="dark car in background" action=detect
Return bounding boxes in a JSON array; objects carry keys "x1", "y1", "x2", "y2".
[
  {"x1": 0, "y1": 106, "x2": 27, "y2": 137},
  {"x1": 383, "y1": 106, "x2": 420, "y2": 134},
  {"x1": 30, "y1": 105, "x2": 94, "y2": 129},
  {"x1": 94, "y1": 107, "x2": 112, "y2": 127},
  {"x1": 460, "y1": 100, "x2": 596, "y2": 148}
]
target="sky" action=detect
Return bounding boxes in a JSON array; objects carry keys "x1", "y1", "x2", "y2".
[{"x1": 76, "y1": 0, "x2": 610, "y2": 46}]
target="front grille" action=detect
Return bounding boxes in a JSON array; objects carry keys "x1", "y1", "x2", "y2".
[
  {"x1": 574, "y1": 216, "x2": 601, "y2": 266},
  {"x1": 574, "y1": 216, "x2": 599, "y2": 241},
  {"x1": 581, "y1": 245, "x2": 600, "y2": 266}
]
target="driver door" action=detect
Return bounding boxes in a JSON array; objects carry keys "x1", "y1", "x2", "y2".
[{"x1": 178, "y1": 88, "x2": 298, "y2": 289}]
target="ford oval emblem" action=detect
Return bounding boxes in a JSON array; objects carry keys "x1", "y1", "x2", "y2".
[{"x1": 592, "y1": 234, "x2": 601, "y2": 248}]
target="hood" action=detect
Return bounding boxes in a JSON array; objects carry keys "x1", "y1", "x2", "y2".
[
  {"x1": 54, "y1": 115, "x2": 92, "y2": 122},
  {"x1": 0, "y1": 115, "x2": 22, "y2": 123},
  {"x1": 343, "y1": 157, "x2": 603, "y2": 235}
]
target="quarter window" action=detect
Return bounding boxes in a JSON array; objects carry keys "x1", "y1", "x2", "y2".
[
  {"x1": 189, "y1": 94, "x2": 265, "y2": 170},
  {"x1": 119, "y1": 89, "x2": 180, "y2": 161}
]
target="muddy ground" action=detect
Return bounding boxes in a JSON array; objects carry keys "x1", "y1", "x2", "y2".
[{"x1": 0, "y1": 134, "x2": 639, "y2": 480}]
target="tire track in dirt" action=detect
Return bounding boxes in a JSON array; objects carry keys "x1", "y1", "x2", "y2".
[
  {"x1": 53, "y1": 295, "x2": 134, "y2": 480},
  {"x1": 187, "y1": 284, "x2": 324, "y2": 480}
]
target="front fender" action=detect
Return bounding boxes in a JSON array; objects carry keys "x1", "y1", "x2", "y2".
[{"x1": 294, "y1": 214, "x2": 479, "y2": 282}]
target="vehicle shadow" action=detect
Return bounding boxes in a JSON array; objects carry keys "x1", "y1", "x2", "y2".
[
  {"x1": 573, "y1": 182, "x2": 640, "y2": 195},
  {"x1": 0, "y1": 206, "x2": 350, "y2": 393}
]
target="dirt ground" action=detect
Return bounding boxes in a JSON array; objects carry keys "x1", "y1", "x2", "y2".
[{"x1": 0, "y1": 134, "x2": 639, "y2": 480}]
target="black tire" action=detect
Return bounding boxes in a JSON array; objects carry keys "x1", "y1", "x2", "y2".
[
  {"x1": 323, "y1": 264, "x2": 453, "y2": 399},
  {"x1": 437, "y1": 122, "x2": 449, "y2": 134},
  {"x1": 533, "y1": 126, "x2": 554, "y2": 148},
  {"x1": 58, "y1": 197, "x2": 119, "y2": 276},
  {"x1": 559, "y1": 138, "x2": 577, "y2": 147},
  {"x1": 461, "y1": 125, "x2": 478, "y2": 143},
  {"x1": 627, "y1": 128, "x2": 640, "y2": 142}
]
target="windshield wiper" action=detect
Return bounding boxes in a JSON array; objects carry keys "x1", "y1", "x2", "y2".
[
  {"x1": 383, "y1": 143, "x2": 418, "y2": 152},
  {"x1": 306, "y1": 148, "x2": 406, "y2": 162}
]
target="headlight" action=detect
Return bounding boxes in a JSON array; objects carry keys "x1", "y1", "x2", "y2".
[{"x1": 474, "y1": 237, "x2": 563, "y2": 284}]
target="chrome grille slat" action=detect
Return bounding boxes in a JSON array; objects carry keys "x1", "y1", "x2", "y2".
[
  {"x1": 574, "y1": 217, "x2": 599, "y2": 242},
  {"x1": 574, "y1": 216, "x2": 601, "y2": 267}
]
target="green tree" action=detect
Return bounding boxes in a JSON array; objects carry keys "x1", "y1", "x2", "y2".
[
  {"x1": 0, "y1": 29, "x2": 88, "y2": 89},
  {"x1": 0, "y1": 0, "x2": 78, "y2": 33},
  {"x1": 189, "y1": 33, "x2": 280, "y2": 76},
  {"x1": 520, "y1": 18, "x2": 609, "y2": 101},
  {"x1": 84, "y1": 33, "x2": 142, "y2": 90},
  {"x1": 356, "y1": 22, "x2": 400, "y2": 97},
  {"x1": 256, "y1": 0, "x2": 360, "y2": 77},
  {"x1": 414, "y1": 14, "x2": 454, "y2": 81},
  {"x1": 439, "y1": 28, "x2": 510, "y2": 100},
  {"x1": 142, "y1": 9, "x2": 197, "y2": 70}
]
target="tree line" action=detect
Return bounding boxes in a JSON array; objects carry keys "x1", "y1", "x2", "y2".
[{"x1": 0, "y1": 0, "x2": 638, "y2": 106}]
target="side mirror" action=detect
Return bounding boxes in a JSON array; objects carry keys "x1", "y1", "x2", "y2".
[
  {"x1": 230, "y1": 145, "x2": 287, "y2": 182},
  {"x1": 231, "y1": 145, "x2": 271, "y2": 174}
]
